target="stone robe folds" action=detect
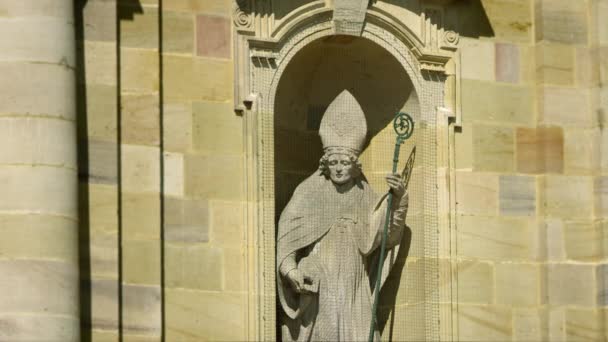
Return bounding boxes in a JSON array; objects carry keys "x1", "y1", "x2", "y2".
[{"x1": 277, "y1": 172, "x2": 408, "y2": 342}]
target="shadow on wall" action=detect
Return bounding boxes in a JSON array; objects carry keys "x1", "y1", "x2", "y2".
[{"x1": 75, "y1": 0, "x2": 143, "y2": 341}]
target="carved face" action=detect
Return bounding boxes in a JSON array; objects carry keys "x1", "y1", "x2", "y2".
[{"x1": 327, "y1": 153, "x2": 354, "y2": 185}]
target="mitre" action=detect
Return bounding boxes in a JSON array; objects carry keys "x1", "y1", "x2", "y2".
[{"x1": 319, "y1": 90, "x2": 367, "y2": 155}]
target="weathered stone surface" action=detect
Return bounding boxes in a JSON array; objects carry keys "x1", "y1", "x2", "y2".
[
  {"x1": 455, "y1": 171, "x2": 498, "y2": 215},
  {"x1": 0, "y1": 117, "x2": 76, "y2": 167},
  {"x1": 0, "y1": 62, "x2": 76, "y2": 118},
  {"x1": 564, "y1": 128, "x2": 600, "y2": 175},
  {"x1": 196, "y1": 15, "x2": 230, "y2": 59},
  {"x1": 82, "y1": 0, "x2": 116, "y2": 42},
  {"x1": 209, "y1": 200, "x2": 244, "y2": 246},
  {"x1": 536, "y1": 43, "x2": 574, "y2": 85},
  {"x1": 89, "y1": 278, "x2": 119, "y2": 330},
  {"x1": 537, "y1": 0, "x2": 588, "y2": 44},
  {"x1": 461, "y1": 79, "x2": 533, "y2": 125},
  {"x1": 87, "y1": 139, "x2": 118, "y2": 185},
  {"x1": 481, "y1": 0, "x2": 533, "y2": 43},
  {"x1": 166, "y1": 289, "x2": 246, "y2": 341},
  {"x1": 458, "y1": 305, "x2": 512, "y2": 341},
  {"x1": 121, "y1": 94, "x2": 160, "y2": 146},
  {"x1": 576, "y1": 47, "x2": 601, "y2": 86},
  {"x1": 84, "y1": 41, "x2": 117, "y2": 86},
  {"x1": 184, "y1": 153, "x2": 244, "y2": 200},
  {"x1": 164, "y1": 55, "x2": 232, "y2": 101},
  {"x1": 163, "y1": 152, "x2": 184, "y2": 197},
  {"x1": 516, "y1": 126, "x2": 563, "y2": 174},
  {"x1": 545, "y1": 175, "x2": 593, "y2": 219},
  {"x1": 119, "y1": 6, "x2": 158, "y2": 49},
  {"x1": 457, "y1": 261, "x2": 494, "y2": 304},
  {"x1": 595, "y1": 177, "x2": 608, "y2": 218},
  {"x1": 565, "y1": 309, "x2": 605, "y2": 341},
  {"x1": 164, "y1": 197, "x2": 208, "y2": 243},
  {"x1": 165, "y1": 245, "x2": 223, "y2": 291},
  {"x1": 472, "y1": 124, "x2": 514, "y2": 172},
  {"x1": 123, "y1": 239, "x2": 161, "y2": 285},
  {"x1": 544, "y1": 264, "x2": 596, "y2": 306},
  {"x1": 597, "y1": 263, "x2": 608, "y2": 305},
  {"x1": 90, "y1": 229, "x2": 119, "y2": 277},
  {"x1": 0, "y1": 315, "x2": 79, "y2": 341},
  {"x1": 0, "y1": 215, "x2": 76, "y2": 262},
  {"x1": 513, "y1": 309, "x2": 545, "y2": 341},
  {"x1": 0, "y1": 260, "x2": 78, "y2": 316},
  {"x1": 0, "y1": 165, "x2": 77, "y2": 218},
  {"x1": 120, "y1": 48, "x2": 159, "y2": 93},
  {"x1": 564, "y1": 220, "x2": 604, "y2": 261},
  {"x1": 85, "y1": 84, "x2": 117, "y2": 141},
  {"x1": 495, "y1": 263, "x2": 539, "y2": 306},
  {"x1": 458, "y1": 215, "x2": 536, "y2": 261},
  {"x1": 495, "y1": 43, "x2": 519, "y2": 83},
  {"x1": 88, "y1": 183, "x2": 118, "y2": 233},
  {"x1": 122, "y1": 284, "x2": 161, "y2": 336},
  {"x1": 193, "y1": 101, "x2": 243, "y2": 154},
  {"x1": 460, "y1": 38, "x2": 495, "y2": 81},
  {"x1": 544, "y1": 219, "x2": 565, "y2": 261},
  {"x1": 499, "y1": 175, "x2": 536, "y2": 216},
  {"x1": 163, "y1": 11, "x2": 194, "y2": 53},
  {"x1": 122, "y1": 193, "x2": 160, "y2": 239},
  {"x1": 162, "y1": 102, "x2": 192, "y2": 152},
  {"x1": 121, "y1": 144, "x2": 160, "y2": 193},
  {"x1": 454, "y1": 123, "x2": 473, "y2": 169},
  {"x1": 540, "y1": 87, "x2": 591, "y2": 126}
]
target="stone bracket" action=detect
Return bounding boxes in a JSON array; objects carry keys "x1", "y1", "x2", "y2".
[{"x1": 332, "y1": 0, "x2": 370, "y2": 36}]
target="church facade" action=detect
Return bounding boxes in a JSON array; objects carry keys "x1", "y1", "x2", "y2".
[{"x1": 0, "y1": 0, "x2": 607, "y2": 341}]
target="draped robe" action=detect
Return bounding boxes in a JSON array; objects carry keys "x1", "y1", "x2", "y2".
[{"x1": 277, "y1": 171, "x2": 408, "y2": 342}]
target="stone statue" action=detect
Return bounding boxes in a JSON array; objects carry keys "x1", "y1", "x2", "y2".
[{"x1": 277, "y1": 90, "x2": 408, "y2": 341}]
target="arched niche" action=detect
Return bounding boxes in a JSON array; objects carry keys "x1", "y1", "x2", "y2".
[{"x1": 235, "y1": 2, "x2": 459, "y2": 340}]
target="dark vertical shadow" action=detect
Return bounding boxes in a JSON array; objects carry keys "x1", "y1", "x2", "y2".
[
  {"x1": 74, "y1": 1, "x2": 92, "y2": 341},
  {"x1": 158, "y1": 0, "x2": 166, "y2": 339}
]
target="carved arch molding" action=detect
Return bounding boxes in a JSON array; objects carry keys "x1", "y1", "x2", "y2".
[{"x1": 234, "y1": 1, "x2": 461, "y2": 340}]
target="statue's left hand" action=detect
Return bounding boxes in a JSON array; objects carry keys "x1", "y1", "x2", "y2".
[{"x1": 385, "y1": 173, "x2": 405, "y2": 199}]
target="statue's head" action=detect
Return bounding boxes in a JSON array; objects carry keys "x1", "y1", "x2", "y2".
[
  {"x1": 318, "y1": 90, "x2": 367, "y2": 186},
  {"x1": 319, "y1": 151, "x2": 362, "y2": 185}
]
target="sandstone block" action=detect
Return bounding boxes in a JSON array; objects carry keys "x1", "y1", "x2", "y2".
[
  {"x1": 603, "y1": 126, "x2": 608, "y2": 173},
  {"x1": 458, "y1": 215, "x2": 536, "y2": 261},
  {"x1": 540, "y1": 87, "x2": 591, "y2": 127},
  {"x1": 513, "y1": 309, "x2": 546, "y2": 341},
  {"x1": 457, "y1": 260, "x2": 494, "y2": 304},
  {"x1": 164, "y1": 55, "x2": 232, "y2": 101},
  {"x1": 90, "y1": 229, "x2": 119, "y2": 277},
  {"x1": 576, "y1": 47, "x2": 601, "y2": 86},
  {"x1": 119, "y1": 6, "x2": 158, "y2": 49},
  {"x1": 165, "y1": 289, "x2": 246, "y2": 341},
  {"x1": 209, "y1": 200, "x2": 245, "y2": 246},
  {"x1": 163, "y1": 152, "x2": 184, "y2": 197},
  {"x1": 122, "y1": 193, "x2": 160, "y2": 240},
  {"x1": 537, "y1": 0, "x2": 588, "y2": 44},
  {"x1": 121, "y1": 144, "x2": 160, "y2": 194},
  {"x1": 454, "y1": 123, "x2": 473, "y2": 170},
  {"x1": 85, "y1": 41, "x2": 117, "y2": 86},
  {"x1": 0, "y1": 0, "x2": 73, "y2": 18},
  {"x1": 472, "y1": 124, "x2": 514, "y2": 172},
  {"x1": 165, "y1": 244, "x2": 223, "y2": 291},
  {"x1": 89, "y1": 277, "x2": 119, "y2": 331},
  {"x1": 87, "y1": 139, "x2": 118, "y2": 185},
  {"x1": 0, "y1": 62, "x2": 76, "y2": 119},
  {"x1": 595, "y1": 177, "x2": 608, "y2": 218},
  {"x1": 544, "y1": 219, "x2": 565, "y2": 261},
  {"x1": 123, "y1": 239, "x2": 161, "y2": 285},
  {"x1": 564, "y1": 128, "x2": 600, "y2": 175},
  {"x1": 0, "y1": 260, "x2": 78, "y2": 316},
  {"x1": 460, "y1": 38, "x2": 495, "y2": 81},
  {"x1": 121, "y1": 94, "x2": 160, "y2": 146},
  {"x1": 0, "y1": 165, "x2": 78, "y2": 218},
  {"x1": 455, "y1": 171, "x2": 498, "y2": 215},
  {"x1": 163, "y1": 0, "x2": 231, "y2": 15},
  {"x1": 0, "y1": 117, "x2": 76, "y2": 168},
  {"x1": 600, "y1": 0, "x2": 608, "y2": 45},
  {"x1": 193, "y1": 101, "x2": 243, "y2": 154},
  {"x1": 196, "y1": 14, "x2": 230, "y2": 59},
  {"x1": 565, "y1": 309, "x2": 605, "y2": 341},
  {"x1": 544, "y1": 175, "x2": 593, "y2": 219},
  {"x1": 564, "y1": 220, "x2": 604, "y2": 261},
  {"x1": 519, "y1": 44, "x2": 536, "y2": 84},
  {"x1": 0, "y1": 215, "x2": 76, "y2": 262},
  {"x1": 499, "y1": 175, "x2": 536, "y2": 216},
  {"x1": 184, "y1": 153, "x2": 244, "y2": 200},
  {"x1": 91, "y1": 329, "x2": 119, "y2": 341},
  {"x1": 458, "y1": 305, "x2": 512, "y2": 341},
  {"x1": 0, "y1": 315, "x2": 78, "y2": 342},
  {"x1": 461, "y1": 79, "x2": 533, "y2": 125},
  {"x1": 88, "y1": 183, "x2": 118, "y2": 233},
  {"x1": 85, "y1": 84, "x2": 117, "y2": 141},
  {"x1": 596, "y1": 263, "x2": 608, "y2": 305},
  {"x1": 479, "y1": 0, "x2": 532, "y2": 43},
  {"x1": 516, "y1": 126, "x2": 563, "y2": 174},
  {"x1": 162, "y1": 102, "x2": 192, "y2": 152},
  {"x1": 122, "y1": 284, "x2": 161, "y2": 336},
  {"x1": 163, "y1": 11, "x2": 194, "y2": 53},
  {"x1": 223, "y1": 246, "x2": 246, "y2": 291},
  {"x1": 544, "y1": 264, "x2": 596, "y2": 306},
  {"x1": 495, "y1": 43, "x2": 519, "y2": 83},
  {"x1": 164, "y1": 197, "x2": 208, "y2": 243},
  {"x1": 120, "y1": 48, "x2": 159, "y2": 93},
  {"x1": 495, "y1": 263, "x2": 539, "y2": 306},
  {"x1": 536, "y1": 43, "x2": 574, "y2": 85},
  {"x1": 82, "y1": 0, "x2": 116, "y2": 42}
]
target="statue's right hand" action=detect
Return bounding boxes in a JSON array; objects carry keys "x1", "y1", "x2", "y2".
[{"x1": 286, "y1": 269, "x2": 305, "y2": 293}]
